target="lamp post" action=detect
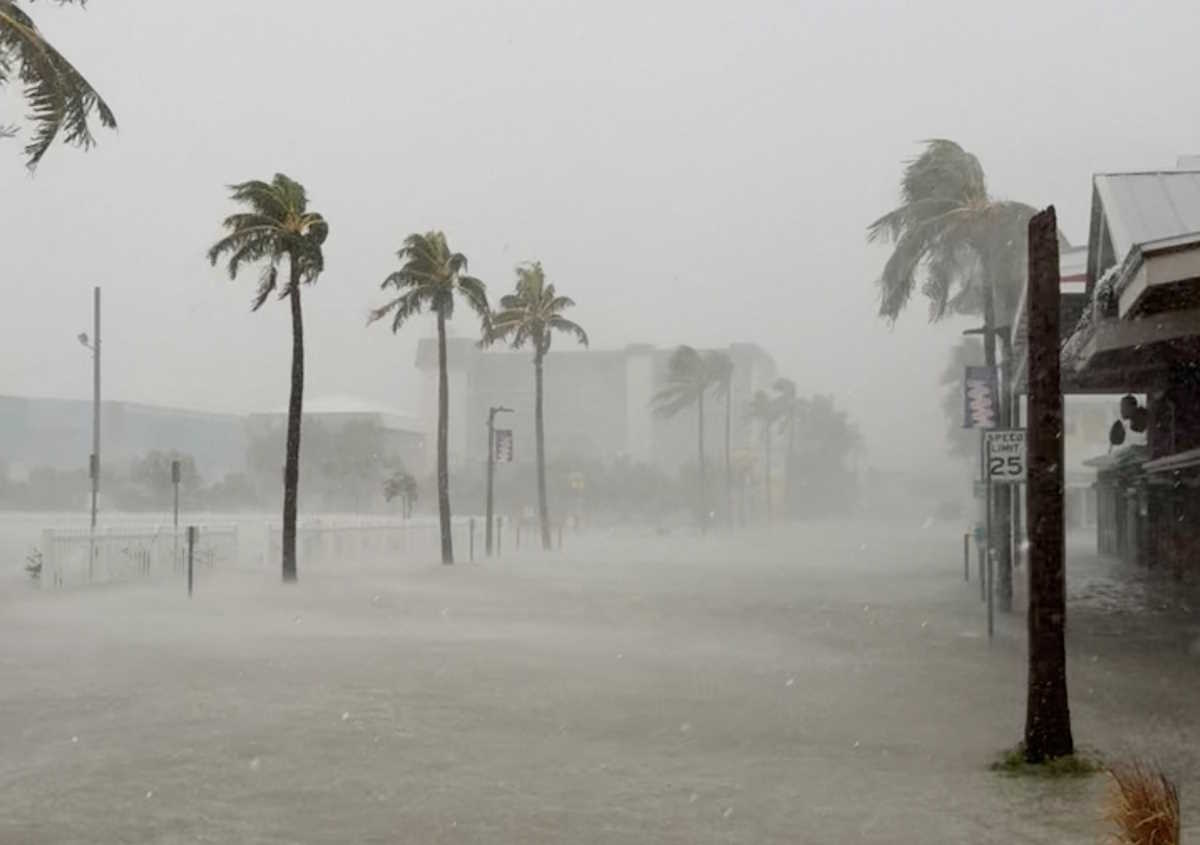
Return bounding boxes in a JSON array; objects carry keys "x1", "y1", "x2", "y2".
[
  {"x1": 77, "y1": 288, "x2": 101, "y2": 581},
  {"x1": 485, "y1": 405, "x2": 513, "y2": 556}
]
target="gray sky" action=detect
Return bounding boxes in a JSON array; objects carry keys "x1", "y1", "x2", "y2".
[{"x1": 4, "y1": 0, "x2": 1200, "y2": 471}]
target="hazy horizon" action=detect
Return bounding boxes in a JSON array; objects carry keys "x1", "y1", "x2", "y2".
[{"x1": 5, "y1": 0, "x2": 1200, "y2": 472}]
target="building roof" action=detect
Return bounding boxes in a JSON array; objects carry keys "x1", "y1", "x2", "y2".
[
  {"x1": 255, "y1": 395, "x2": 420, "y2": 429},
  {"x1": 1093, "y1": 170, "x2": 1200, "y2": 260}
]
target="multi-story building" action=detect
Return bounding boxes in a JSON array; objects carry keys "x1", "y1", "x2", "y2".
[{"x1": 414, "y1": 340, "x2": 778, "y2": 472}]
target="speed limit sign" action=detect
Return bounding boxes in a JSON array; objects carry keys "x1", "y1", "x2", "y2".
[{"x1": 984, "y1": 429, "x2": 1026, "y2": 484}]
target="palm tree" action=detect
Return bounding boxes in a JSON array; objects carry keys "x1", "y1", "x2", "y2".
[
  {"x1": 208, "y1": 174, "x2": 328, "y2": 583},
  {"x1": 773, "y1": 377, "x2": 799, "y2": 518},
  {"x1": 867, "y1": 139, "x2": 1033, "y2": 612},
  {"x1": 705, "y1": 351, "x2": 735, "y2": 527},
  {"x1": 746, "y1": 389, "x2": 782, "y2": 523},
  {"x1": 370, "y1": 232, "x2": 490, "y2": 564},
  {"x1": 383, "y1": 469, "x2": 419, "y2": 519},
  {"x1": 652, "y1": 346, "x2": 714, "y2": 530},
  {"x1": 488, "y1": 262, "x2": 588, "y2": 551},
  {"x1": 1, "y1": 0, "x2": 116, "y2": 167}
]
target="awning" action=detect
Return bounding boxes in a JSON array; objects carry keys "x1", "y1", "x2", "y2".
[{"x1": 1143, "y1": 446, "x2": 1200, "y2": 474}]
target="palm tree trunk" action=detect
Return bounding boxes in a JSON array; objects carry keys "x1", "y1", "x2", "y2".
[
  {"x1": 981, "y1": 264, "x2": 1013, "y2": 612},
  {"x1": 281, "y1": 274, "x2": 303, "y2": 583},
  {"x1": 763, "y1": 423, "x2": 772, "y2": 524},
  {"x1": 724, "y1": 387, "x2": 732, "y2": 529},
  {"x1": 785, "y1": 409, "x2": 796, "y2": 519},
  {"x1": 697, "y1": 390, "x2": 707, "y2": 533},
  {"x1": 535, "y1": 351, "x2": 552, "y2": 550},
  {"x1": 436, "y1": 309, "x2": 454, "y2": 564}
]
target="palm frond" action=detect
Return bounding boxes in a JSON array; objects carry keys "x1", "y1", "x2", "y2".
[
  {"x1": 1, "y1": 0, "x2": 117, "y2": 167},
  {"x1": 547, "y1": 315, "x2": 588, "y2": 347}
]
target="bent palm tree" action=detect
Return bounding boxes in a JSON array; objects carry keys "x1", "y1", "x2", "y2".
[
  {"x1": 705, "y1": 351, "x2": 734, "y2": 527},
  {"x1": 1, "y1": 0, "x2": 116, "y2": 167},
  {"x1": 746, "y1": 390, "x2": 782, "y2": 523},
  {"x1": 370, "y1": 232, "x2": 490, "y2": 564},
  {"x1": 208, "y1": 174, "x2": 329, "y2": 582},
  {"x1": 489, "y1": 261, "x2": 588, "y2": 551},
  {"x1": 868, "y1": 138, "x2": 1033, "y2": 612},
  {"x1": 652, "y1": 345, "x2": 714, "y2": 531}
]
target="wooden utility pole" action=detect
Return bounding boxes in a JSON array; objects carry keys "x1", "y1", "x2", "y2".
[{"x1": 1023, "y1": 205, "x2": 1074, "y2": 762}]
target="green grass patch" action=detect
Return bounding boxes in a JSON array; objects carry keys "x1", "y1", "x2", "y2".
[{"x1": 990, "y1": 743, "x2": 1103, "y2": 778}]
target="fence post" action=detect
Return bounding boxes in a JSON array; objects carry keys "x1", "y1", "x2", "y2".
[
  {"x1": 469, "y1": 518, "x2": 476, "y2": 562},
  {"x1": 187, "y1": 525, "x2": 196, "y2": 598},
  {"x1": 978, "y1": 538, "x2": 986, "y2": 602},
  {"x1": 963, "y1": 532, "x2": 970, "y2": 581}
]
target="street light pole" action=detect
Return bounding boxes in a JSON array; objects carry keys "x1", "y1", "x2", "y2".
[
  {"x1": 485, "y1": 405, "x2": 512, "y2": 556},
  {"x1": 91, "y1": 286, "x2": 101, "y2": 532}
]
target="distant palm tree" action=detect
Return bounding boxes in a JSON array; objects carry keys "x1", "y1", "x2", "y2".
[
  {"x1": 652, "y1": 346, "x2": 715, "y2": 530},
  {"x1": 868, "y1": 138, "x2": 1034, "y2": 613},
  {"x1": 208, "y1": 174, "x2": 328, "y2": 583},
  {"x1": 773, "y1": 377, "x2": 799, "y2": 518},
  {"x1": 1, "y1": 0, "x2": 116, "y2": 167},
  {"x1": 746, "y1": 389, "x2": 782, "y2": 523},
  {"x1": 705, "y1": 351, "x2": 735, "y2": 527},
  {"x1": 370, "y1": 231, "x2": 490, "y2": 564},
  {"x1": 489, "y1": 261, "x2": 588, "y2": 551},
  {"x1": 383, "y1": 470, "x2": 419, "y2": 519}
]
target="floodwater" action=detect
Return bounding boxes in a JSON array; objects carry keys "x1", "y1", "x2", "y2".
[{"x1": 1, "y1": 520, "x2": 1197, "y2": 843}]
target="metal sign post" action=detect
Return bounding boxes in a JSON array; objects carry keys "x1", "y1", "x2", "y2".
[
  {"x1": 186, "y1": 525, "x2": 196, "y2": 598},
  {"x1": 171, "y1": 459, "x2": 181, "y2": 568},
  {"x1": 982, "y1": 428, "x2": 1028, "y2": 641}
]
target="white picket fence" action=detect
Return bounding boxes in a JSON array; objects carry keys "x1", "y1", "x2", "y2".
[
  {"x1": 264, "y1": 517, "x2": 492, "y2": 569},
  {"x1": 38, "y1": 524, "x2": 239, "y2": 588}
]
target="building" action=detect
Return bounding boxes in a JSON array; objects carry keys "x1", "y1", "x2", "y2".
[
  {"x1": 247, "y1": 395, "x2": 426, "y2": 473},
  {"x1": 0, "y1": 395, "x2": 247, "y2": 480},
  {"x1": 1013, "y1": 164, "x2": 1200, "y2": 575},
  {"x1": 0, "y1": 394, "x2": 425, "y2": 486},
  {"x1": 414, "y1": 340, "x2": 778, "y2": 473}
]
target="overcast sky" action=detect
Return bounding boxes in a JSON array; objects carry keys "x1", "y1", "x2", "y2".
[{"x1": 4, "y1": 0, "x2": 1200, "y2": 471}]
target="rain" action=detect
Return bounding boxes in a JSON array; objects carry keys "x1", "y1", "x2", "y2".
[{"x1": 2, "y1": 2, "x2": 1199, "y2": 843}]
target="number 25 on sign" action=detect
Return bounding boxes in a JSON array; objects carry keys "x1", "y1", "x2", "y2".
[{"x1": 984, "y1": 429, "x2": 1026, "y2": 484}]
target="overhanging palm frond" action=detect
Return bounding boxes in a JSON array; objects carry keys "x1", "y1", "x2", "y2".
[{"x1": 1, "y1": 0, "x2": 117, "y2": 167}]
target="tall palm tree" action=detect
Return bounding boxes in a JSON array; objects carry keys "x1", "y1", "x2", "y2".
[
  {"x1": 705, "y1": 351, "x2": 734, "y2": 527},
  {"x1": 652, "y1": 346, "x2": 714, "y2": 531},
  {"x1": 746, "y1": 389, "x2": 782, "y2": 523},
  {"x1": 773, "y1": 377, "x2": 799, "y2": 518},
  {"x1": 1, "y1": 0, "x2": 116, "y2": 167},
  {"x1": 370, "y1": 231, "x2": 489, "y2": 564},
  {"x1": 867, "y1": 138, "x2": 1033, "y2": 612},
  {"x1": 489, "y1": 261, "x2": 588, "y2": 551},
  {"x1": 208, "y1": 174, "x2": 329, "y2": 583}
]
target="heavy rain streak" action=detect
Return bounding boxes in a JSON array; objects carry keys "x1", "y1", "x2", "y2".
[{"x1": 3, "y1": 2, "x2": 1199, "y2": 843}]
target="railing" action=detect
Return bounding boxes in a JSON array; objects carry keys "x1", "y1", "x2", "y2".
[
  {"x1": 264, "y1": 517, "x2": 483, "y2": 569},
  {"x1": 39, "y1": 524, "x2": 239, "y2": 589}
]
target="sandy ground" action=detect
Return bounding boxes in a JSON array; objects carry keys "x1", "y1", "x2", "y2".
[{"x1": 1, "y1": 520, "x2": 1197, "y2": 843}]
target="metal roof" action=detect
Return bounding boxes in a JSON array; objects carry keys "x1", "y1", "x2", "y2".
[{"x1": 1093, "y1": 170, "x2": 1200, "y2": 259}]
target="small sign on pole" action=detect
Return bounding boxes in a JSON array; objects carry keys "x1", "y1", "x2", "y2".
[
  {"x1": 963, "y1": 366, "x2": 999, "y2": 429},
  {"x1": 494, "y1": 429, "x2": 514, "y2": 463},
  {"x1": 984, "y1": 429, "x2": 1027, "y2": 484}
]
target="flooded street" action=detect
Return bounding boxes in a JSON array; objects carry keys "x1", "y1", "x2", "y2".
[{"x1": 3, "y1": 521, "x2": 1195, "y2": 843}]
